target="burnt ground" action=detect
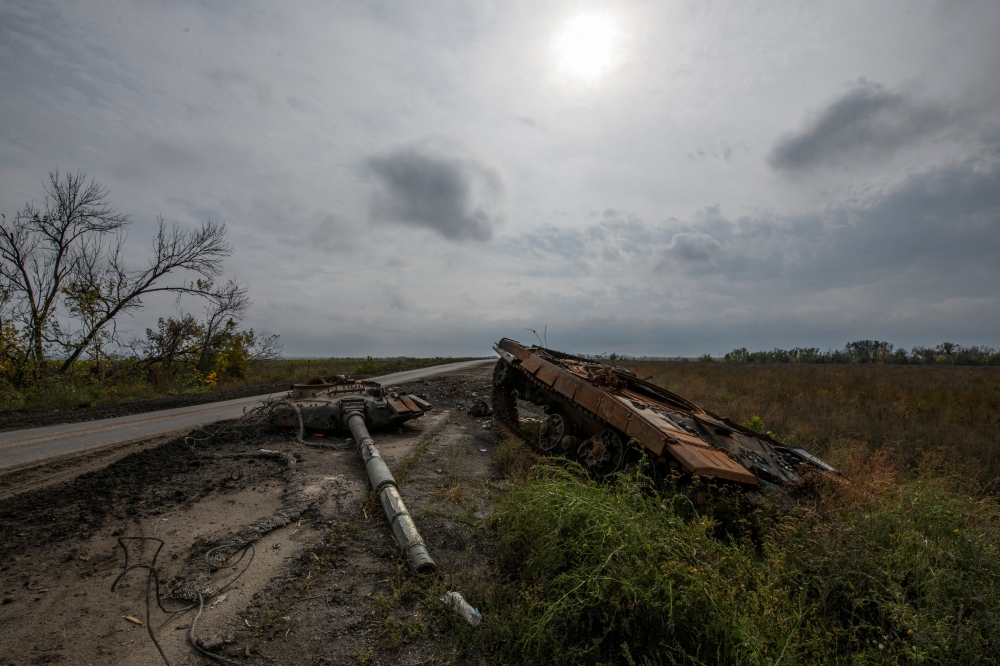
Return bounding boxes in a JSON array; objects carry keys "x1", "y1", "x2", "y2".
[
  {"x1": 0, "y1": 363, "x2": 532, "y2": 666},
  {"x1": 0, "y1": 380, "x2": 296, "y2": 433}
]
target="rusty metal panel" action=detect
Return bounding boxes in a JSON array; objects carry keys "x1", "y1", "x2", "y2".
[
  {"x1": 552, "y1": 372, "x2": 580, "y2": 400},
  {"x1": 671, "y1": 430, "x2": 714, "y2": 449},
  {"x1": 521, "y1": 356, "x2": 543, "y2": 374},
  {"x1": 535, "y1": 362, "x2": 559, "y2": 386},
  {"x1": 500, "y1": 338, "x2": 530, "y2": 360},
  {"x1": 408, "y1": 395, "x2": 432, "y2": 411},
  {"x1": 598, "y1": 396, "x2": 632, "y2": 432},
  {"x1": 573, "y1": 383, "x2": 604, "y2": 414},
  {"x1": 665, "y1": 442, "x2": 757, "y2": 485},
  {"x1": 388, "y1": 398, "x2": 408, "y2": 415},
  {"x1": 625, "y1": 416, "x2": 667, "y2": 456},
  {"x1": 399, "y1": 395, "x2": 419, "y2": 412}
]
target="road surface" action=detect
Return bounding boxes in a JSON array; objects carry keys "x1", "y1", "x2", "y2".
[{"x1": 0, "y1": 358, "x2": 495, "y2": 470}]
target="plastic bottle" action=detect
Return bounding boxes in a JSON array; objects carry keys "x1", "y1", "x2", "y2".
[{"x1": 442, "y1": 591, "x2": 482, "y2": 626}]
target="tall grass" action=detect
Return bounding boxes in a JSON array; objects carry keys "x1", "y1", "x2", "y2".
[{"x1": 462, "y1": 456, "x2": 1000, "y2": 665}]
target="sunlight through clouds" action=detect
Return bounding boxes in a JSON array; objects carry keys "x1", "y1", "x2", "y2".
[{"x1": 553, "y1": 13, "x2": 620, "y2": 81}]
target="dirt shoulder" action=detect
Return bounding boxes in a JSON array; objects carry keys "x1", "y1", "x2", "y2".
[{"x1": 0, "y1": 363, "x2": 505, "y2": 666}]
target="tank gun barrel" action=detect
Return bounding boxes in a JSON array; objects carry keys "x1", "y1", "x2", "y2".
[{"x1": 346, "y1": 412, "x2": 436, "y2": 574}]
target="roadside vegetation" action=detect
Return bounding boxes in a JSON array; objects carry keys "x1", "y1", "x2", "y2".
[{"x1": 436, "y1": 362, "x2": 1000, "y2": 665}]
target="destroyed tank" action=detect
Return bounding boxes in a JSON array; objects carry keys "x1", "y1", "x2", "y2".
[
  {"x1": 272, "y1": 375, "x2": 432, "y2": 434},
  {"x1": 492, "y1": 339, "x2": 837, "y2": 489}
]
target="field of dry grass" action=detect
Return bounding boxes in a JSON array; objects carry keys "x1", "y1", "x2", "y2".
[{"x1": 625, "y1": 361, "x2": 1000, "y2": 484}]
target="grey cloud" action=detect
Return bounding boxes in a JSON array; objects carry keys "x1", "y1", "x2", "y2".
[
  {"x1": 202, "y1": 68, "x2": 250, "y2": 89},
  {"x1": 659, "y1": 231, "x2": 722, "y2": 264},
  {"x1": 500, "y1": 212, "x2": 663, "y2": 278},
  {"x1": 307, "y1": 214, "x2": 357, "y2": 253},
  {"x1": 113, "y1": 137, "x2": 204, "y2": 180},
  {"x1": 686, "y1": 142, "x2": 742, "y2": 162},
  {"x1": 770, "y1": 80, "x2": 950, "y2": 170},
  {"x1": 367, "y1": 142, "x2": 504, "y2": 242},
  {"x1": 678, "y1": 158, "x2": 1000, "y2": 290}
]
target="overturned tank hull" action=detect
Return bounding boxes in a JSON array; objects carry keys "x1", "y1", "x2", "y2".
[
  {"x1": 272, "y1": 376, "x2": 432, "y2": 433},
  {"x1": 492, "y1": 339, "x2": 837, "y2": 489}
]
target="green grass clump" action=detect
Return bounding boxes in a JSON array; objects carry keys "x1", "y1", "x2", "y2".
[
  {"x1": 492, "y1": 438, "x2": 530, "y2": 478},
  {"x1": 467, "y1": 460, "x2": 1000, "y2": 665}
]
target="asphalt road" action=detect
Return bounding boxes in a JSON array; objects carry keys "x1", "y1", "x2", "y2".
[{"x1": 0, "y1": 358, "x2": 496, "y2": 470}]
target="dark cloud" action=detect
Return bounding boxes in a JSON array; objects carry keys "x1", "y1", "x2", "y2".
[
  {"x1": 367, "y1": 142, "x2": 504, "y2": 242},
  {"x1": 657, "y1": 159, "x2": 1000, "y2": 292},
  {"x1": 658, "y1": 231, "x2": 722, "y2": 264},
  {"x1": 769, "y1": 80, "x2": 950, "y2": 170}
]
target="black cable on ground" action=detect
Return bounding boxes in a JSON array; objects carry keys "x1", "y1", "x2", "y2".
[
  {"x1": 112, "y1": 536, "x2": 254, "y2": 666},
  {"x1": 112, "y1": 537, "x2": 194, "y2": 666},
  {"x1": 188, "y1": 592, "x2": 245, "y2": 665}
]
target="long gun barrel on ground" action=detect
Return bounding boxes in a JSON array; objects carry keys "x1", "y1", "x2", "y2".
[{"x1": 346, "y1": 412, "x2": 436, "y2": 574}]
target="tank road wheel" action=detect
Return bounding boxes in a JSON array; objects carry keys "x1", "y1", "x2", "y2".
[
  {"x1": 577, "y1": 429, "x2": 626, "y2": 478},
  {"x1": 538, "y1": 413, "x2": 566, "y2": 452}
]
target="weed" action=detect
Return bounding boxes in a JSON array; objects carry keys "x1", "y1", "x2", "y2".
[
  {"x1": 745, "y1": 414, "x2": 766, "y2": 432},
  {"x1": 433, "y1": 483, "x2": 469, "y2": 504},
  {"x1": 452, "y1": 507, "x2": 478, "y2": 528},
  {"x1": 393, "y1": 419, "x2": 448, "y2": 484},
  {"x1": 492, "y1": 438, "x2": 530, "y2": 478}
]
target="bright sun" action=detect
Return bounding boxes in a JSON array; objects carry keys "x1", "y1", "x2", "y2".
[{"x1": 553, "y1": 14, "x2": 619, "y2": 81}]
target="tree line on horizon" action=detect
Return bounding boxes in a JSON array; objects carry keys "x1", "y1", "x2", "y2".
[{"x1": 716, "y1": 340, "x2": 1000, "y2": 366}]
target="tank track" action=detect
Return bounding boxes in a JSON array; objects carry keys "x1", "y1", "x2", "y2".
[
  {"x1": 491, "y1": 358, "x2": 633, "y2": 475},
  {"x1": 491, "y1": 360, "x2": 525, "y2": 442}
]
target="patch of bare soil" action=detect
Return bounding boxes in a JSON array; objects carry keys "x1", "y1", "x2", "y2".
[
  {"x1": 0, "y1": 381, "x2": 296, "y2": 433},
  {"x1": 0, "y1": 364, "x2": 504, "y2": 665}
]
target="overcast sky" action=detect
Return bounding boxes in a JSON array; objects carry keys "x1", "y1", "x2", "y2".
[{"x1": 2, "y1": 0, "x2": 999, "y2": 357}]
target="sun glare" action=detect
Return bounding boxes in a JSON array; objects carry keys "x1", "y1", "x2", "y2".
[{"x1": 554, "y1": 13, "x2": 619, "y2": 81}]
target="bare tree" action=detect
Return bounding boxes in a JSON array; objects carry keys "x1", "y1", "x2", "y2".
[
  {"x1": 0, "y1": 170, "x2": 235, "y2": 381},
  {"x1": 0, "y1": 171, "x2": 128, "y2": 383},
  {"x1": 57, "y1": 215, "x2": 232, "y2": 372}
]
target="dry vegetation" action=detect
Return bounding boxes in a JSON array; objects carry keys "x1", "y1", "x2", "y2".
[{"x1": 624, "y1": 361, "x2": 1000, "y2": 483}]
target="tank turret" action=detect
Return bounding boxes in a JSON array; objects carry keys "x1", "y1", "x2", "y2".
[{"x1": 272, "y1": 375, "x2": 432, "y2": 433}]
